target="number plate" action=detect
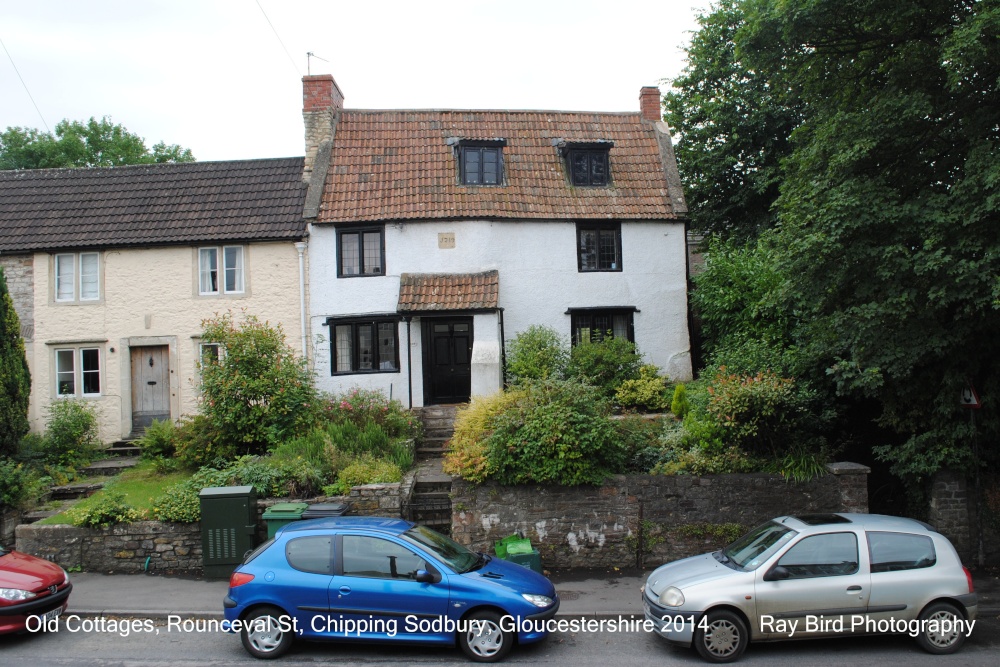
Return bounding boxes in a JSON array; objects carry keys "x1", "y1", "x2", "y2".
[{"x1": 40, "y1": 607, "x2": 62, "y2": 624}]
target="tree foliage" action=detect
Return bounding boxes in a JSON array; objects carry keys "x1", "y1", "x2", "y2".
[
  {"x1": 0, "y1": 116, "x2": 194, "y2": 170},
  {"x1": 675, "y1": 0, "x2": 1000, "y2": 481},
  {"x1": 0, "y1": 267, "x2": 30, "y2": 457},
  {"x1": 663, "y1": 0, "x2": 802, "y2": 242}
]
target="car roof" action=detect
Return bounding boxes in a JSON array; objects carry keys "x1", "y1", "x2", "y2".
[
  {"x1": 278, "y1": 516, "x2": 415, "y2": 536},
  {"x1": 776, "y1": 513, "x2": 936, "y2": 533}
]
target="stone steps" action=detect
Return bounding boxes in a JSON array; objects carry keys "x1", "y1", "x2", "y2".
[
  {"x1": 80, "y1": 456, "x2": 140, "y2": 478},
  {"x1": 50, "y1": 481, "x2": 104, "y2": 500}
]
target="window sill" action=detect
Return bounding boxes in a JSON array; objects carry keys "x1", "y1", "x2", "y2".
[{"x1": 331, "y1": 369, "x2": 400, "y2": 376}]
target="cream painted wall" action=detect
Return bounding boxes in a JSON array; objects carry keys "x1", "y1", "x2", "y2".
[{"x1": 30, "y1": 242, "x2": 306, "y2": 443}]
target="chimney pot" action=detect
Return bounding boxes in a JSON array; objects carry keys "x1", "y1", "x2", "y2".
[{"x1": 640, "y1": 86, "x2": 661, "y2": 122}]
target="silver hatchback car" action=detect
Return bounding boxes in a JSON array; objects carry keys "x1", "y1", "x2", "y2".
[{"x1": 642, "y1": 513, "x2": 977, "y2": 662}]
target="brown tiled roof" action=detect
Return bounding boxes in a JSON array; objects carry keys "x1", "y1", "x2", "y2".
[
  {"x1": 317, "y1": 110, "x2": 677, "y2": 223},
  {"x1": 397, "y1": 271, "x2": 499, "y2": 312},
  {"x1": 0, "y1": 158, "x2": 307, "y2": 252}
]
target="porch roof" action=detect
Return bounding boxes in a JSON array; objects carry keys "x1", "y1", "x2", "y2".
[{"x1": 397, "y1": 270, "x2": 499, "y2": 313}]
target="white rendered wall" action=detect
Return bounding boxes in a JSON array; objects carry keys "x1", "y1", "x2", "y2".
[
  {"x1": 309, "y1": 219, "x2": 692, "y2": 406},
  {"x1": 30, "y1": 242, "x2": 305, "y2": 442}
]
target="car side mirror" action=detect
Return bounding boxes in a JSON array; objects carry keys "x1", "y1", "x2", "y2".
[
  {"x1": 765, "y1": 566, "x2": 790, "y2": 582},
  {"x1": 415, "y1": 569, "x2": 440, "y2": 584}
]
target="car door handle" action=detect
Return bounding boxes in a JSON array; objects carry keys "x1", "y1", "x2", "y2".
[
  {"x1": 847, "y1": 585, "x2": 863, "y2": 592},
  {"x1": 339, "y1": 586, "x2": 352, "y2": 595}
]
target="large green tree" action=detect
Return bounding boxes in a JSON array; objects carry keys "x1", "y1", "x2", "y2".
[
  {"x1": 0, "y1": 267, "x2": 31, "y2": 456},
  {"x1": 0, "y1": 116, "x2": 194, "y2": 169},
  {"x1": 663, "y1": 0, "x2": 802, "y2": 243},
  {"x1": 749, "y1": 0, "x2": 1000, "y2": 478},
  {"x1": 676, "y1": 0, "x2": 1000, "y2": 482}
]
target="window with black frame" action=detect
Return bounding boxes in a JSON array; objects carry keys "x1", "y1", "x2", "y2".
[
  {"x1": 460, "y1": 146, "x2": 502, "y2": 185},
  {"x1": 338, "y1": 226, "x2": 384, "y2": 277},
  {"x1": 577, "y1": 223, "x2": 622, "y2": 271},
  {"x1": 568, "y1": 148, "x2": 610, "y2": 186},
  {"x1": 329, "y1": 317, "x2": 399, "y2": 374},
  {"x1": 570, "y1": 309, "x2": 634, "y2": 345}
]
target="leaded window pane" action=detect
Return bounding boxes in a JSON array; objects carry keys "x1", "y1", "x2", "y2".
[
  {"x1": 335, "y1": 325, "x2": 353, "y2": 372},
  {"x1": 358, "y1": 324, "x2": 374, "y2": 370},
  {"x1": 341, "y1": 233, "x2": 360, "y2": 275},
  {"x1": 362, "y1": 232, "x2": 382, "y2": 274},
  {"x1": 378, "y1": 322, "x2": 397, "y2": 370}
]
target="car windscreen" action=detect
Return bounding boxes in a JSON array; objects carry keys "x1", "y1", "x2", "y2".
[
  {"x1": 402, "y1": 525, "x2": 478, "y2": 573},
  {"x1": 723, "y1": 521, "x2": 797, "y2": 570}
]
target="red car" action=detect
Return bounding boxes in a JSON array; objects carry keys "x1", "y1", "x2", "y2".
[{"x1": 0, "y1": 545, "x2": 71, "y2": 634}]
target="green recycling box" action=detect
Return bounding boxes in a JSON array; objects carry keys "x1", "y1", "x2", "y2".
[
  {"x1": 505, "y1": 549, "x2": 542, "y2": 574},
  {"x1": 262, "y1": 502, "x2": 309, "y2": 539}
]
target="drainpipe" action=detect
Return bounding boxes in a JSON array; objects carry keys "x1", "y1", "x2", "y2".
[
  {"x1": 294, "y1": 241, "x2": 308, "y2": 360},
  {"x1": 404, "y1": 317, "x2": 413, "y2": 409},
  {"x1": 498, "y1": 307, "x2": 507, "y2": 389}
]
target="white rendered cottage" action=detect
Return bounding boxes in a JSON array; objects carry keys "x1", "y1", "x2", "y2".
[{"x1": 301, "y1": 75, "x2": 692, "y2": 407}]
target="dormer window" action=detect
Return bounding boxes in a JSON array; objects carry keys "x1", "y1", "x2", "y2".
[
  {"x1": 558, "y1": 141, "x2": 614, "y2": 187},
  {"x1": 452, "y1": 139, "x2": 506, "y2": 186}
]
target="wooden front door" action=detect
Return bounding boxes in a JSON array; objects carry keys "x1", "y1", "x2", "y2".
[
  {"x1": 423, "y1": 318, "x2": 473, "y2": 405},
  {"x1": 131, "y1": 346, "x2": 170, "y2": 434}
]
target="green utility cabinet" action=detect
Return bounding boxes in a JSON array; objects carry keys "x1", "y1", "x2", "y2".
[
  {"x1": 199, "y1": 486, "x2": 257, "y2": 579},
  {"x1": 262, "y1": 502, "x2": 309, "y2": 539}
]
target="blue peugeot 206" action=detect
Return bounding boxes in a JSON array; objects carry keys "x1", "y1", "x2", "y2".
[{"x1": 223, "y1": 516, "x2": 559, "y2": 662}]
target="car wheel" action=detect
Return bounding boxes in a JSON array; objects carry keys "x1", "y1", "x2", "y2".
[
  {"x1": 694, "y1": 610, "x2": 748, "y2": 663},
  {"x1": 240, "y1": 606, "x2": 294, "y2": 659},
  {"x1": 458, "y1": 610, "x2": 513, "y2": 663},
  {"x1": 915, "y1": 602, "x2": 967, "y2": 655}
]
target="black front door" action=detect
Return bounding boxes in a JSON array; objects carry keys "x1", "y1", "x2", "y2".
[{"x1": 423, "y1": 318, "x2": 473, "y2": 404}]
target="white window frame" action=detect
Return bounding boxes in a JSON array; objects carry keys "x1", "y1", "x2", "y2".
[
  {"x1": 54, "y1": 252, "x2": 101, "y2": 302},
  {"x1": 199, "y1": 245, "x2": 245, "y2": 295},
  {"x1": 55, "y1": 347, "x2": 102, "y2": 397}
]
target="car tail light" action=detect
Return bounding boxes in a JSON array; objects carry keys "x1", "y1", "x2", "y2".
[
  {"x1": 229, "y1": 572, "x2": 255, "y2": 588},
  {"x1": 964, "y1": 567, "x2": 974, "y2": 594}
]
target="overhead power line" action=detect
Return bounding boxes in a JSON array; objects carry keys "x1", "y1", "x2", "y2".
[
  {"x1": 254, "y1": 0, "x2": 301, "y2": 77},
  {"x1": 0, "y1": 33, "x2": 50, "y2": 132}
]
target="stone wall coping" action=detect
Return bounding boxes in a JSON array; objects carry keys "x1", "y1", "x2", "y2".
[{"x1": 825, "y1": 461, "x2": 872, "y2": 475}]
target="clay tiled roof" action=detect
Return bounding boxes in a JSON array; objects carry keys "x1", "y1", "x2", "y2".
[
  {"x1": 397, "y1": 270, "x2": 499, "y2": 312},
  {"x1": 0, "y1": 158, "x2": 307, "y2": 253},
  {"x1": 317, "y1": 110, "x2": 677, "y2": 223}
]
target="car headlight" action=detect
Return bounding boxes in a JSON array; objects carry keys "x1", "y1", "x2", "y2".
[
  {"x1": 0, "y1": 588, "x2": 37, "y2": 602},
  {"x1": 522, "y1": 593, "x2": 554, "y2": 608},
  {"x1": 658, "y1": 586, "x2": 684, "y2": 607}
]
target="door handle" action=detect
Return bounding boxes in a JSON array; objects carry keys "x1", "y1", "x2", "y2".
[
  {"x1": 846, "y1": 585, "x2": 863, "y2": 592},
  {"x1": 339, "y1": 586, "x2": 352, "y2": 595}
]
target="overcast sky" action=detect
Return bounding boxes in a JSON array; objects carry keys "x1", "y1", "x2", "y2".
[{"x1": 1, "y1": 0, "x2": 707, "y2": 162}]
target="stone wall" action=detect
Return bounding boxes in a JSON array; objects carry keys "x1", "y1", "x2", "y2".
[
  {"x1": 1, "y1": 508, "x2": 21, "y2": 546},
  {"x1": 451, "y1": 462, "x2": 870, "y2": 569},
  {"x1": 0, "y1": 254, "x2": 34, "y2": 340},
  {"x1": 15, "y1": 484, "x2": 404, "y2": 574},
  {"x1": 929, "y1": 470, "x2": 1000, "y2": 567},
  {"x1": 15, "y1": 522, "x2": 201, "y2": 573}
]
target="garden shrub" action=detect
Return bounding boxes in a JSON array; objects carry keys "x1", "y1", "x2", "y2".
[
  {"x1": 324, "y1": 457, "x2": 403, "y2": 496},
  {"x1": 670, "y1": 384, "x2": 690, "y2": 419},
  {"x1": 705, "y1": 368, "x2": 798, "y2": 456},
  {"x1": 150, "y1": 485, "x2": 200, "y2": 523},
  {"x1": 615, "y1": 365, "x2": 669, "y2": 411},
  {"x1": 200, "y1": 312, "x2": 319, "y2": 454},
  {"x1": 67, "y1": 490, "x2": 143, "y2": 528},
  {"x1": 0, "y1": 457, "x2": 42, "y2": 509},
  {"x1": 137, "y1": 418, "x2": 177, "y2": 459},
  {"x1": 486, "y1": 380, "x2": 625, "y2": 486},
  {"x1": 321, "y1": 388, "x2": 420, "y2": 440},
  {"x1": 44, "y1": 400, "x2": 100, "y2": 467},
  {"x1": 443, "y1": 389, "x2": 528, "y2": 483},
  {"x1": 506, "y1": 325, "x2": 568, "y2": 383},
  {"x1": 566, "y1": 336, "x2": 644, "y2": 399},
  {"x1": 615, "y1": 414, "x2": 668, "y2": 472},
  {"x1": 323, "y1": 421, "x2": 413, "y2": 471},
  {"x1": 173, "y1": 414, "x2": 236, "y2": 469}
]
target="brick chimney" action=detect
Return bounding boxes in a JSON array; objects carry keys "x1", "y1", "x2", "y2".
[
  {"x1": 302, "y1": 74, "x2": 344, "y2": 181},
  {"x1": 639, "y1": 86, "x2": 661, "y2": 122}
]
